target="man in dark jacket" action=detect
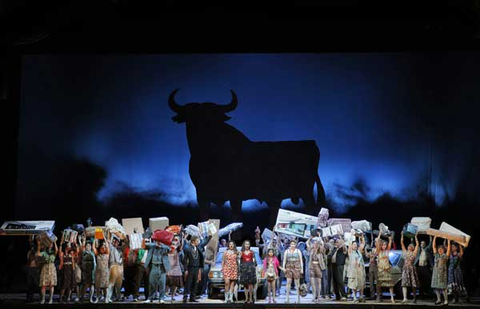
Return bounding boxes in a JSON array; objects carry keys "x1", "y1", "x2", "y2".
[
  {"x1": 414, "y1": 236, "x2": 434, "y2": 299},
  {"x1": 183, "y1": 236, "x2": 204, "y2": 303},
  {"x1": 329, "y1": 238, "x2": 347, "y2": 301}
]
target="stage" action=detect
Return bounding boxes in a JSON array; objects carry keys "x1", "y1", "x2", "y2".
[{"x1": 1, "y1": 293, "x2": 479, "y2": 309}]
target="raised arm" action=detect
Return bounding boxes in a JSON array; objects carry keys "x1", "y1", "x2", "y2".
[
  {"x1": 400, "y1": 231, "x2": 406, "y2": 252},
  {"x1": 359, "y1": 235, "x2": 366, "y2": 252},
  {"x1": 282, "y1": 250, "x2": 287, "y2": 270},
  {"x1": 387, "y1": 235, "x2": 392, "y2": 251},
  {"x1": 446, "y1": 239, "x2": 451, "y2": 256},
  {"x1": 93, "y1": 239, "x2": 98, "y2": 256},
  {"x1": 53, "y1": 240, "x2": 59, "y2": 256},
  {"x1": 432, "y1": 236, "x2": 437, "y2": 254},
  {"x1": 298, "y1": 249, "x2": 303, "y2": 274},
  {"x1": 459, "y1": 244, "x2": 464, "y2": 257},
  {"x1": 376, "y1": 230, "x2": 382, "y2": 250},
  {"x1": 306, "y1": 237, "x2": 312, "y2": 251},
  {"x1": 413, "y1": 233, "x2": 419, "y2": 256}
]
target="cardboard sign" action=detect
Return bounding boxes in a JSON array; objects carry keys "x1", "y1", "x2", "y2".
[
  {"x1": 122, "y1": 217, "x2": 144, "y2": 235},
  {"x1": 204, "y1": 219, "x2": 221, "y2": 265},
  {"x1": 149, "y1": 217, "x2": 169, "y2": 232},
  {"x1": 274, "y1": 209, "x2": 318, "y2": 239},
  {"x1": 0, "y1": 220, "x2": 55, "y2": 236}
]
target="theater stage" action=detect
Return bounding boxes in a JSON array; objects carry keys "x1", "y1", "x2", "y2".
[{"x1": 1, "y1": 293, "x2": 479, "y2": 309}]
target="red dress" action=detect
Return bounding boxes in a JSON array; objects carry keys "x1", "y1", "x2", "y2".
[{"x1": 222, "y1": 250, "x2": 238, "y2": 280}]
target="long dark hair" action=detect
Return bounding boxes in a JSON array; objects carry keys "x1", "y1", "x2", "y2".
[
  {"x1": 241, "y1": 240, "x2": 251, "y2": 252},
  {"x1": 227, "y1": 240, "x2": 237, "y2": 252}
]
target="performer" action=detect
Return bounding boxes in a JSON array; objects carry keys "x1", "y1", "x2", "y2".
[
  {"x1": 144, "y1": 239, "x2": 171, "y2": 303},
  {"x1": 79, "y1": 235, "x2": 96, "y2": 303},
  {"x1": 307, "y1": 237, "x2": 326, "y2": 302},
  {"x1": 167, "y1": 235, "x2": 184, "y2": 303},
  {"x1": 364, "y1": 244, "x2": 378, "y2": 300},
  {"x1": 123, "y1": 244, "x2": 137, "y2": 300},
  {"x1": 132, "y1": 241, "x2": 148, "y2": 302},
  {"x1": 221, "y1": 240, "x2": 238, "y2": 303},
  {"x1": 263, "y1": 248, "x2": 281, "y2": 303},
  {"x1": 39, "y1": 240, "x2": 58, "y2": 304},
  {"x1": 182, "y1": 235, "x2": 204, "y2": 303},
  {"x1": 415, "y1": 236, "x2": 434, "y2": 299},
  {"x1": 197, "y1": 234, "x2": 213, "y2": 298},
  {"x1": 93, "y1": 235, "x2": 110, "y2": 303},
  {"x1": 448, "y1": 242, "x2": 465, "y2": 303},
  {"x1": 376, "y1": 231, "x2": 395, "y2": 303},
  {"x1": 106, "y1": 234, "x2": 126, "y2": 303},
  {"x1": 283, "y1": 240, "x2": 303, "y2": 304},
  {"x1": 347, "y1": 236, "x2": 366, "y2": 303},
  {"x1": 329, "y1": 238, "x2": 347, "y2": 301},
  {"x1": 400, "y1": 231, "x2": 420, "y2": 303},
  {"x1": 239, "y1": 240, "x2": 257, "y2": 304},
  {"x1": 26, "y1": 235, "x2": 42, "y2": 302},
  {"x1": 58, "y1": 238, "x2": 78, "y2": 303},
  {"x1": 432, "y1": 236, "x2": 451, "y2": 305}
]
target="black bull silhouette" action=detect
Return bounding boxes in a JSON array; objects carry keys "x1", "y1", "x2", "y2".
[{"x1": 168, "y1": 89, "x2": 326, "y2": 227}]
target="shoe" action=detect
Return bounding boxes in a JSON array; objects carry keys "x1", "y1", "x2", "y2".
[
  {"x1": 360, "y1": 298, "x2": 366, "y2": 303},
  {"x1": 341, "y1": 297, "x2": 347, "y2": 301},
  {"x1": 354, "y1": 299, "x2": 359, "y2": 303},
  {"x1": 402, "y1": 299, "x2": 408, "y2": 304},
  {"x1": 133, "y1": 298, "x2": 138, "y2": 302},
  {"x1": 74, "y1": 297, "x2": 79, "y2": 302},
  {"x1": 40, "y1": 299, "x2": 45, "y2": 305},
  {"x1": 435, "y1": 300, "x2": 442, "y2": 305},
  {"x1": 159, "y1": 299, "x2": 165, "y2": 304},
  {"x1": 444, "y1": 300, "x2": 449, "y2": 305},
  {"x1": 413, "y1": 298, "x2": 417, "y2": 304},
  {"x1": 391, "y1": 298, "x2": 395, "y2": 304},
  {"x1": 183, "y1": 298, "x2": 187, "y2": 303},
  {"x1": 189, "y1": 298, "x2": 199, "y2": 302},
  {"x1": 143, "y1": 299, "x2": 152, "y2": 303},
  {"x1": 48, "y1": 299, "x2": 53, "y2": 304}
]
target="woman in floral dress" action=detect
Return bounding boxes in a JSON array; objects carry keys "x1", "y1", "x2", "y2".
[
  {"x1": 221, "y1": 241, "x2": 238, "y2": 303},
  {"x1": 39, "y1": 240, "x2": 58, "y2": 304},
  {"x1": 59, "y1": 239, "x2": 78, "y2": 303},
  {"x1": 432, "y1": 236, "x2": 451, "y2": 305},
  {"x1": 400, "y1": 231, "x2": 420, "y2": 303},
  {"x1": 376, "y1": 230, "x2": 395, "y2": 303},
  {"x1": 347, "y1": 236, "x2": 366, "y2": 303},
  {"x1": 448, "y1": 242, "x2": 466, "y2": 304},
  {"x1": 93, "y1": 236, "x2": 110, "y2": 303}
]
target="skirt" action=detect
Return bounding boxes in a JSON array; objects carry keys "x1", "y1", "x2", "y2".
[
  {"x1": 310, "y1": 264, "x2": 322, "y2": 279},
  {"x1": 432, "y1": 267, "x2": 447, "y2": 289},
  {"x1": 222, "y1": 263, "x2": 238, "y2": 280},
  {"x1": 75, "y1": 265, "x2": 82, "y2": 284},
  {"x1": 39, "y1": 263, "x2": 57, "y2": 287},
  {"x1": 62, "y1": 265, "x2": 76, "y2": 290},
  {"x1": 378, "y1": 267, "x2": 393, "y2": 287},
  {"x1": 285, "y1": 261, "x2": 301, "y2": 280},
  {"x1": 167, "y1": 275, "x2": 183, "y2": 288},
  {"x1": 401, "y1": 264, "x2": 419, "y2": 288},
  {"x1": 239, "y1": 261, "x2": 256, "y2": 285},
  {"x1": 448, "y1": 267, "x2": 466, "y2": 295},
  {"x1": 82, "y1": 263, "x2": 94, "y2": 286}
]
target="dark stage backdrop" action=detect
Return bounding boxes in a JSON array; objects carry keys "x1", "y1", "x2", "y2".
[{"x1": 5, "y1": 53, "x2": 480, "y2": 294}]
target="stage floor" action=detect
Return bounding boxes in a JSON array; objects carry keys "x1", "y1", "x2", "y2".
[{"x1": 1, "y1": 292, "x2": 479, "y2": 309}]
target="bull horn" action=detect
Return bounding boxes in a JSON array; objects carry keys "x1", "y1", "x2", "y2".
[
  {"x1": 218, "y1": 90, "x2": 238, "y2": 113},
  {"x1": 168, "y1": 89, "x2": 184, "y2": 113}
]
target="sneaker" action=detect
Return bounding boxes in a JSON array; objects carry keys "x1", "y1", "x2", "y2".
[
  {"x1": 143, "y1": 299, "x2": 152, "y2": 303},
  {"x1": 48, "y1": 299, "x2": 53, "y2": 304},
  {"x1": 341, "y1": 297, "x2": 347, "y2": 301},
  {"x1": 159, "y1": 299, "x2": 165, "y2": 304},
  {"x1": 133, "y1": 298, "x2": 138, "y2": 302}
]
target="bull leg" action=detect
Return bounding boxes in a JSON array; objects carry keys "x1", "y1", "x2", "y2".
[
  {"x1": 266, "y1": 200, "x2": 281, "y2": 230},
  {"x1": 230, "y1": 200, "x2": 243, "y2": 240},
  {"x1": 197, "y1": 198, "x2": 211, "y2": 221},
  {"x1": 302, "y1": 195, "x2": 317, "y2": 216}
]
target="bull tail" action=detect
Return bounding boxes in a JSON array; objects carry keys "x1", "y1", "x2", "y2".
[{"x1": 315, "y1": 173, "x2": 326, "y2": 207}]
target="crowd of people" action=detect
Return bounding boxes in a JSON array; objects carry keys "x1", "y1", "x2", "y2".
[{"x1": 24, "y1": 223, "x2": 468, "y2": 305}]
